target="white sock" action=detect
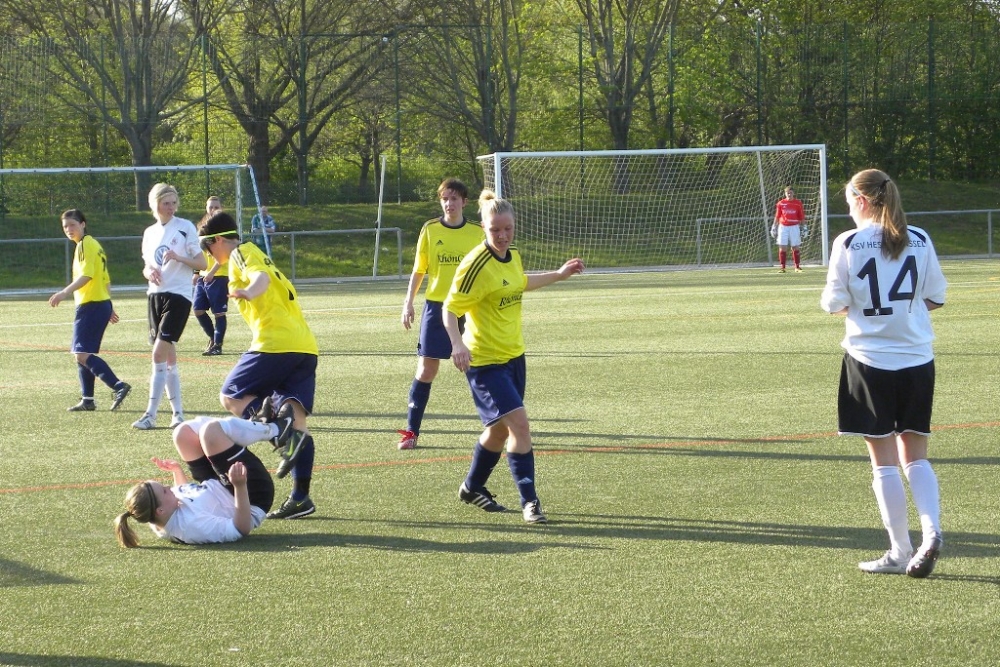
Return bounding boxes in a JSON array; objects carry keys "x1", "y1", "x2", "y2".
[
  {"x1": 145, "y1": 362, "x2": 168, "y2": 416},
  {"x1": 871, "y1": 465, "x2": 913, "y2": 559},
  {"x1": 903, "y1": 459, "x2": 941, "y2": 541},
  {"x1": 219, "y1": 417, "x2": 278, "y2": 446},
  {"x1": 165, "y1": 365, "x2": 182, "y2": 416}
]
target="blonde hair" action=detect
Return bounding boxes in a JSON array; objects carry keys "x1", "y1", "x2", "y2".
[
  {"x1": 148, "y1": 183, "x2": 180, "y2": 213},
  {"x1": 114, "y1": 482, "x2": 158, "y2": 548},
  {"x1": 847, "y1": 169, "x2": 907, "y2": 259},
  {"x1": 478, "y1": 189, "x2": 515, "y2": 222}
]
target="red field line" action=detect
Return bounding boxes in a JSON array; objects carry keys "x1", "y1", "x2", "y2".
[{"x1": 3, "y1": 420, "x2": 997, "y2": 496}]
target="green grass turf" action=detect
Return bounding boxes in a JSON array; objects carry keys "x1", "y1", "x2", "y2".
[{"x1": 0, "y1": 262, "x2": 998, "y2": 666}]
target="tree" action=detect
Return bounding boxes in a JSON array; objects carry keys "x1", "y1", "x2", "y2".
[
  {"x1": 393, "y1": 0, "x2": 535, "y2": 157},
  {"x1": 185, "y1": 0, "x2": 389, "y2": 203},
  {"x1": 574, "y1": 0, "x2": 679, "y2": 149},
  {"x1": 10, "y1": 0, "x2": 204, "y2": 208}
]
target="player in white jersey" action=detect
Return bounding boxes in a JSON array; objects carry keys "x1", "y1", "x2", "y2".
[
  {"x1": 133, "y1": 183, "x2": 206, "y2": 431},
  {"x1": 820, "y1": 168, "x2": 947, "y2": 578},
  {"x1": 114, "y1": 413, "x2": 300, "y2": 547}
]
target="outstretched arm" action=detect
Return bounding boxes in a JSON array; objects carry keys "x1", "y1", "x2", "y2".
[
  {"x1": 152, "y1": 457, "x2": 189, "y2": 486},
  {"x1": 525, "y1": 258, "x2": 585, "y2": 291}
]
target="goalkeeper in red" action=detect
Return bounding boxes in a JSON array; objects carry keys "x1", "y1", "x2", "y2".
[
  {"x1": 198, "y1": 212, "x2": 319, "y2": 520},
  {"x1": 771, "y1": 186, "x2": 805, "y2": 273},
  {"x1": 444, "y1": 189, "x2": 584, "y2": 524}
]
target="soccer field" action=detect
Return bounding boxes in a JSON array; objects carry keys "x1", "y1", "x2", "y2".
[{"x1": 1, "y1": 263, "x2": 998, "y2": 666}]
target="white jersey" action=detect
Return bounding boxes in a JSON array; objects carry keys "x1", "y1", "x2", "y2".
[
  {"x1": 150, "y1": 478, "x2": 266, "y2": 545},
  {"x1": 820, "y1": 224, "x2": 946, "y2": 370},
  {"x1": 141, "y1": 216, "x2": 201, "y2": 300}
]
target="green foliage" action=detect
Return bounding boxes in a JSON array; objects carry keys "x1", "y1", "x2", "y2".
[{"x1": 1, "y1": 262, "x2": 999, "y2": 665}]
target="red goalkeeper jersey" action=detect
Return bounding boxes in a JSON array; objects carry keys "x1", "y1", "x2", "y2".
[{"x1": 775, "y1": 198, "x2": 804, "y2": 226}]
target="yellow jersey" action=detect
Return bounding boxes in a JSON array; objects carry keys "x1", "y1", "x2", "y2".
[
  {"x1": 74, "y1": 235, "x2": 112, "y2": 305},
  {"x1": 413, "y1": 218, "x2": 484, "y2": 302},
  {"x1": 227, "y1": 242, "x2": 318, "y2": 355},
  {"x1": 444, "y1": 242, "x2": 528, "y2": 367}
]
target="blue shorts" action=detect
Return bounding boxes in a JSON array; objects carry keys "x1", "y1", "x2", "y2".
[
  {"x1": 71, "y1": 300, "x2": 112, "y2": 354},
  {"x1": 221, "y1": 351, "x2": 318, "y2": 414},
  {"x1": 193, "y1": 275, "x2": 229, "y2": 314},
  {"x1": 466, "y1": 355, "x2": 526, "y2": 426},
  {"x1": 417, "y1": 300, "x2": 464, "y2": 360}
]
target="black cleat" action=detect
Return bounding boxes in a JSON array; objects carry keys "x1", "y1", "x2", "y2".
[
  {"x1": 459, "y1": 483, "x2": 507, "y2": 512},
  {"x1": 906, "y1": 533, "x2": 943, "y2": 579},
  {"x1": 267, "y1": 495, "x2": 316, "y2": 519},
  {"x1": 67, "y1": 400, "x2": 96, "y2": 412},
  {"x1": 110, "y1": 382, "x2": 132, "y2": 411}
]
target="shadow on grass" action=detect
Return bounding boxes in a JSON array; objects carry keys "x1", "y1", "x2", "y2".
[
  {"x1": 200, "y1": 529, "x2": 604, "y2": 556},
  {"x1": 524, "y1": 513, "x2": 1000, "y2": 561},
  {"x1": 0, "y1": 655, "x2": 178, "y2": 667},
  {"x1": 0, "y1": 558, "x2": 81, "y2": 587}
]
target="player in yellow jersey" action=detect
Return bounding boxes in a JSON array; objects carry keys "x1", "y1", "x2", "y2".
[
  {"x1": 192, "y1": 196, "x2": 229, "y2": 356},
  {"x1": 397, "y1": 178, "x2": 484, "y2": 450},
  {"x1": 444, "y1": 190, "x2": 584, "y2": 524},
  {"x1": 198, "y1": 211, "x2": 319, "y2": 520},
  {"x1": 48, "y1": 209, "x2": 131, "y2": 412}
]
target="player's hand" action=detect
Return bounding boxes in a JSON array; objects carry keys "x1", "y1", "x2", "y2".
[
  {"x1": 228, "y1": 461, "x2": 248, "y2": 486},
  {"x1": 146, "y1": 267, "x2": 162, "y2": 285},
  {"x1": 48, "y1": 291, "x2": 67, "y2": 307},
  {"x1": 559, "y1": 258, "x2": 585, "y2": 278},
  {"x1": 401, "y1": 302, "x2": 414, "y2": 330},
  {"x1": 109, "y1": 309, "x2": 120, "y2": 324},
  {"x1": 229, "y1": 289, "x2": 250, "y2": 300},
  {"x1": 451, "y1": 342, "x2": 471, "y2": 373},
  {"x1": 770, "y1": 225, "x2": 778, "y2": 240},
  {"x1": 152, "y1": 457, "x2": 183, "y2": 473}
]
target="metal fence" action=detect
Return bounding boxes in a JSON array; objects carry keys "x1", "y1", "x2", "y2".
[{"x1": 0, "y1": 228, "x2": 404, "y2": 293}]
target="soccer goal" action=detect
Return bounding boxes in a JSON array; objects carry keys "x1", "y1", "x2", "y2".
[
  {"x1": 477, "y1": 145, "x2": 828, "y2": 272},
  {"x1": 0, "y1": 164, "x2": 264, "y2": 291}
]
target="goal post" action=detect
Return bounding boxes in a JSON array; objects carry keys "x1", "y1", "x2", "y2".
[
  {"x1": 0, "y1": 164, "x2": 264, "y2": 291},
  {"x1": 477, "y1": 145, "x2": 828, "y2": 272}
]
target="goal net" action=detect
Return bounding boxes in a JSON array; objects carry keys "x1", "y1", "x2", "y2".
[
  {"x1": 0, "y1": 164, "x2": 264, "y2": 291},
  {"x1": 477, "y1": 146, "x2": 828, "y2": 272}
]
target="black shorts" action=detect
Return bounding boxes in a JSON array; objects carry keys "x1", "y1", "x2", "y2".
[
  {"x1": 837, "y1": 353, "x2": 935, "y2": 437},
  {"x1": 147, "y1": 292, "x2": 192, "y2": 344},
  {"x1": 189, "y1": 444, "x2": 275, "y2": 513}
]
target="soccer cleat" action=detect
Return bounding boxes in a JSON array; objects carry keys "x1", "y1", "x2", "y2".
[
  {"x1": 794, "y1": 267, "x2": 803, "y2": 273},
  {"x1": 522, "y1": 499, "x2": 548, "y2": 524},
  {"x1": 271, "y1": 403, "x2": 296, "y2": 448},
  {"x1": 907, "y1": 533, "x2": 943, "y2": 579},
  {"x1": 132, "y1": 413, "x2": 156, "y2": 430},
  {"x1": 458, "y1": 483, "x2": 507, "y2": 513},
  {"x1": 777, "y1": 268, "x2": 787, "y2": 274},
  {"x1": 274, "y1": 431, "x2": 306, "y2": 480},
  {"x1": 397, "y1": 429, "x2": 418, "y2": 450},
  {"x1": 251, "y1": 395, "x2": 275, "y2": 424},
  {"x1": 858, "y1": 550, "x2": 910, "y2": 574},
  {"x1": 267, "y1": 495, "x2": 316, "y2": 520},
  {"x1": 202, "y1": 342, "x2": 222, "y2": 356},
  {"x1": 110, "y1": 382, "x2": 132, "y2": 411},
  {"x1": 67, "y1": 400, "x2": 96, "y2": 412},
  {"x1": 170, "y1": 413, "x2": 185, "y2": 428}
]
